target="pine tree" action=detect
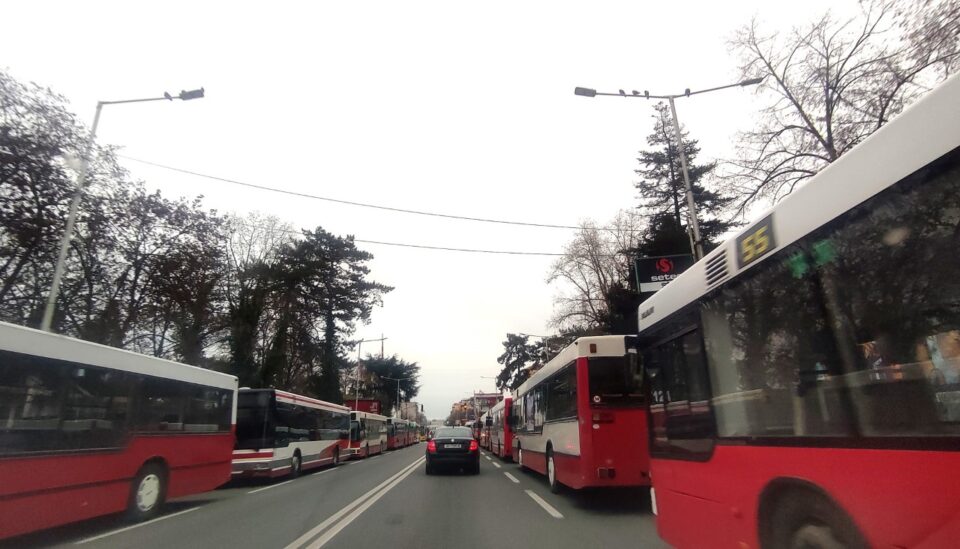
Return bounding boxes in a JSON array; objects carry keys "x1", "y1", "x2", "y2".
[{"x1": 634, "y1": 102, "x2": 737, "y2": 254}]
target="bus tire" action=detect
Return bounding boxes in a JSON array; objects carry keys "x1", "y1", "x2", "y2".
[
  {"x1": 516, "y1": 445, "x2": 525, "y2": 470},
  {"x1": 762, "y1": 486, "x2": 867, "y2": 549},
  {"x1": 126, "y1": 462, "x2": 167, "y2": 522},
  {"x1": 289, "y1": 451, "x2": 302, "y2": 478},
  {"x1": 546, "y1": 448, "x2": 561, "y2": 493}
]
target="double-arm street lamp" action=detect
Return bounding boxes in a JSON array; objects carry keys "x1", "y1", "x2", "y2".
[
  {"x1": 382, "y1": 376, "x2": 413, "y2": 418},
  {"x1": 40, "y1": 88, "x2": 206, "y2": 332},
  {"x1": 354, "y1": 336, "x2": 388, "y2": 410},
  {"x1": 574, "y1": 78, "x2": 762, "y2": 259}
]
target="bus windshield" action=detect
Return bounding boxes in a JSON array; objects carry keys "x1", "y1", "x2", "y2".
[
  {"x1": 236, "y1": 391, "x2": 272, "y2": 450},
  {"x1": 588, "y1": 354, "x2": 644, "y2": 406}
]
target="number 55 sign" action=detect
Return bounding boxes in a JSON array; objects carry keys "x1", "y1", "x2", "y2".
[{"x1": 736, "y1": 214, "x2": 776, "y2": 268}]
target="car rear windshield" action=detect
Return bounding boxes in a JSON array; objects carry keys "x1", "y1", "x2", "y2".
[{"x1": 435, "y1": 427, "x2": 471, "y2": 438}]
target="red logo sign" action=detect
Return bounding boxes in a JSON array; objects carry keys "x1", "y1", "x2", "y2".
[{"x1": 656, "y1": 258, "x2": 674, "y2": 273}]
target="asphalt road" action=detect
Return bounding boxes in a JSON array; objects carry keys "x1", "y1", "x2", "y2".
[{"x1": 3, "y1": 444, "x2": 666, "y2": 549}]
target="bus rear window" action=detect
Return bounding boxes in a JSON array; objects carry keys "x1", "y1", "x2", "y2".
[
  {"x1": 235, "y1": 392, "x2": 272, "y2": 450},
  {"x1": 588, "y1": 355, "x2": 644, "y2": 406}
]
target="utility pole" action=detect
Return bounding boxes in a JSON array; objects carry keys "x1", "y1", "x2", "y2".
[{"x1": 354, "y1": 336, "x2": 387, "y2": 410}]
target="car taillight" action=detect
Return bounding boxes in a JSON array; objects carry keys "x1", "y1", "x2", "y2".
[
  {"x1": 427, "y1": 440, "x2": 437, "y2": 453},
  {"x1": 469, "y1": 440, "x2": 479, "y2": 452}
]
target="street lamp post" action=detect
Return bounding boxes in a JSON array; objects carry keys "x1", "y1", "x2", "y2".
[
  {"x1": 574, "y1": 78, "x2": 762, "y2": 259},
  {"x1": 519, "y1": 333, "x2": 552, "y2": 361},
  {"x1": 40, "y1": 88, "x2": 206, "y2": 332},
  {"x1": 354, "y1": 336, "x2": 388, "y2": 410},
  {"x1": 383, "y1": 376, "x2": 412, "y2": 418}
]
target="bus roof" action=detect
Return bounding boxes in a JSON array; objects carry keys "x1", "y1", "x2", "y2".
[
  {"x1": 243, "y1": 388, "x2": 350, "y2": 414},
  {"x1": 350, "y1": 410, "x2": 388, "y2": 421},
  {"x1": 515, "y1": 335, "x2": 631, "y2": 397},
  {"x1": 0, "y1": 320, "x2": 237, "y2": 391},
  {"x1": 638, "y1": 72, "x2": 960, "y2": 333}
]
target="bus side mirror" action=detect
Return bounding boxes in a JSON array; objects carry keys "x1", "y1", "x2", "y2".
[{"x1": 485, "y1": 417, "x2": 493, "y2": 427}]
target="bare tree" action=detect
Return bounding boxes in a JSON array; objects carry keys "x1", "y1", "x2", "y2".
[
  {"x1": 727, "y1": 0, "x2": 959, "y2": 212},
  {"x1": 547, "y1": 210, "x2": 643, "y2": 330}
]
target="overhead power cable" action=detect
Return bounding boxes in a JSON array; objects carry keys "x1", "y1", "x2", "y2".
[{"x1": 120, "y1": 155, "x2": 590, "y2": 230}]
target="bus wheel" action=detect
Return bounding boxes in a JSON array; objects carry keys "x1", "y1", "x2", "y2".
[
  {"x1": 517, "y1": 446, "x2": 525, "y2": 470},
  {"x1": 289, "y1": 452, "x2": 302, "y2": 478},
  {"x1": 127, "y1": 463, "x2": 167, "y2": 522},
  {"x1": 332, "y1": 448, "x2": 340, "y2": 467},
  {"x1": 546, "y1": 448, "x2": 561, "y2": 493},
  {"x1": 764, "y1": 489, "x2": 866, "y2": 549}
]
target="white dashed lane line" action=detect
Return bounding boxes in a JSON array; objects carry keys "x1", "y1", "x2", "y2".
[
  {"x1": 504, "y1": 472, "x2": 520, "y2": 484},
  {"x1": 492, "y1": 462, "x2": 501, "y2": 469},
  {"x1": 525, "y1": 490, "x2": 564, "y2": 519}
]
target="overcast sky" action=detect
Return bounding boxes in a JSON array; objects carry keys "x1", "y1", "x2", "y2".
[{"x1": 3, "y1": 0, "x2": 843, "y2": 418}]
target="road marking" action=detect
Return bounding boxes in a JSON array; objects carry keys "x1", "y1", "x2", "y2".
[
  {"x1": 75, "y1": 507, "x2": 200, "y2": 544},
  {"x1": 305, "y1": 458, "x2": 423, "y2": 548},
  {"x1": 347, "y1": 461, "x2": 360, "y2": 466},
  {"x1": 484, "y1": 455, "x2": 492, "y2": 461},
  {"x1": 492, "y1": 462, "x2": 501, "y2": 469},
  {"x1": 370, "y1": 455, "x2": 380, "y2": 459},
  {"x1": 285, "y1": 456, "x2": 425, "y2": 549},
  {"x1": 247, "y1": 478, "x2": 296, "y2": 494},
  {"x1": 504, "y1": 472, "x2": 520, "y2": 484},
  {"x1": 525, "y1": 490, "x2": 564, "y2": 519}
]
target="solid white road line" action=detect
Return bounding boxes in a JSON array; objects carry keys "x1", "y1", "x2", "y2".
[
  {"x1": 525, "y1": 490, "x2": 564, "y2": 519},
  {"x1": 75, "y1": 507, "x2": 200, "y2": 545},
  {"x1": 247, "y1": 478, "x2": 296, "y2": 494},
  {"x1": 284, "y1": 456, "x2": 425, "y2": 549},
  {"x1": 492, "y1": 462, "x2": 502, "y2": 469},
  {"x1": 504, "y1": 472, "x2": 520, "y2": 484},
  {"x1": 305, "y1": 458, "x2": 423, "y2": 548}
]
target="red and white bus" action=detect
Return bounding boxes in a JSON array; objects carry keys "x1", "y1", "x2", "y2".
[
  {"x1": 639, "y1": 74, "x2": 960, "y2": 549},
  {"x1": 232, "y1": 389, "x2": 349, "y2": 479},
  {"x1": 510, "y1": 336, "x2": 650, "y2": 492},
  {"x1": 489, "y1": 397, "x2": 513, "y2": 459},
  {"x1": 387, "y1": 417, "x2": 412, "y2": 450},
  {"x1": 0, "y1": 321, "x2": 237, "y2": 540},
  {"x1": 345, "y1": 410, "x2": 387, "y2": 458}
]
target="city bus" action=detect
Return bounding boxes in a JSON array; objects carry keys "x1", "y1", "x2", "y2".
[
  {"x1": 0, "y1": 321, "x2": 237, "y2": 540},
  {"x1": 387, "y1": 417, "x2": 411, "y2": 450},
  {"x1": 510, "y1": 335, "x2": 650, "y2": 493},
  {"x1": 478, "y1": 412, "x2": 491, "y2": 450},
  {"x1": 345, "y1": 410, "x2": 387, "y2": 458},
  {"x1": 232, "y1": 389, "x2": 349, "y2": 479},
  {"x1": 489, "y1": 397, "x2": 513, "y2": 459},
  {"x1": 638, "y1": 74, "x2": 960, "y2": 549}
]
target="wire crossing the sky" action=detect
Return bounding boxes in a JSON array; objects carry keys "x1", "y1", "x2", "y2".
[{"x1": 120, "y1": 155, "x2": 592, "y2": 230}]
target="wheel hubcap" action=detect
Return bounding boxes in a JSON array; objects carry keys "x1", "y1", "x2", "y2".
[
  {"x1": 548, "y1": 456, "x2": 555, "y2": 485},
  {"x1": 136, "y1": 473, "x2": 160, "y2": 512},
  {"x1": 293, "y1": 456, "x2": 300, "y2": 473}
]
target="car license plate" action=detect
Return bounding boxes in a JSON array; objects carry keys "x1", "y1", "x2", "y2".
[{"x1": 443, "y1": 443, "x2": 462, "y2": 449}]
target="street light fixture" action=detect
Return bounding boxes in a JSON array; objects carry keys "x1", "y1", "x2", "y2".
[
  {"x1": 573, "y1": 78, "x2": 763, "y2": 259},
  {"x1": 40, "y1": 88, "x2": 206, "y2": 332}
]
